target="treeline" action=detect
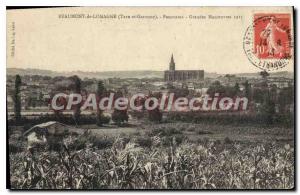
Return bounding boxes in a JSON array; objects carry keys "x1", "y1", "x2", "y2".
[
  {"x1": 166, "y1": 112, "x2": 294, "y2": 127},
  {"x1": 7, "y1": 114, "x2": 111, "y2": 131}
]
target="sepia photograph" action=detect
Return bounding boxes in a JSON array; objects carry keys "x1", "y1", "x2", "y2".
[{"x1": 6, "y1": 6, "x2": 295, "y2": 190}]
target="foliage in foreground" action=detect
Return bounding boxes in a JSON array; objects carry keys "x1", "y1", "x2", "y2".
[{"x1": 10, "y1": 136, "x2": 294, "y2": 190}]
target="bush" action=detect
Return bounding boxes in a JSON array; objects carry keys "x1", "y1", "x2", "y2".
[
  {"x1": 148, "y1": 108, "x2": 162, "y2": 123},
  {"x1": 197, "y1": 130, "x2": 213, "y2": 135},
  {"x1": 91, "y1": 136, "x2": 114, "y2": 150},
  {"x1": 136, "y1": 136, "x2": 152, "y2": 148},
  {"x1": 162, "y1": 135, "x2": 185, "y2": 146},
  {"x1": 67, "y1": 136, "x2": 90, "y2": 150},
  {"x1": 186, "y1": 126, "x2": 196, "y2": 132},
  {"x1": 96, "y1": 114, "x2": 111, "y2": 126},
  {"x1": 151, "y1": 126, "x2": 182, "y2": 136},
  {"x1": 112, "y1": 110, "x2": 129, "y2": 126},
  {"x1": 224, "y1": 137, "x2": 233, "y2": 144},
  {"x1": 9, "y1": 141, "x2": 25, "y2": 153}
]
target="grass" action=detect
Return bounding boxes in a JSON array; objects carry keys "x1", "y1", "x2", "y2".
[
  {"x1": 9, "y1": 137, "x2": 294, "y2": 189},
  {"x1": 8, "y1": 122, "x2": 294, "y2": 189},
  {"x1": 11, "y1": 122, "x2": 290, "y2": 145}
]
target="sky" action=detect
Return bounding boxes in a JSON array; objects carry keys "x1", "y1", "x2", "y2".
[{"x1": 7, "y1": 7, "x2": 294, "y2": 74}]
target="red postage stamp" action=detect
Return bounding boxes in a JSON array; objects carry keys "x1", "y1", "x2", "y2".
[{"x1": 253, "y1": 13, "x2": 291, "y2": 59}]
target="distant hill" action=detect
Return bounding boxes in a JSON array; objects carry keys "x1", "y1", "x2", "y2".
[
  {"x1": 7, "y1": 68, "x2": 59, "y2": 77},
  {"x1": 234, "y1": 71, "x2": 294, "y2": 79},
  {"x1": 7, "y1": 68, "x2": 163, "y2": 79},
  {"x1": 7, "y1": 68, "x2": 293, "y2": 79},
  {"x1": 205, "y1": 71, "x2": 293, "y2": 79}
]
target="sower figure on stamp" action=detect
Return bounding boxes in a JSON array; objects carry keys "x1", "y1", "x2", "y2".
[{"x1": 260, "y1": 16, "x2": 285, "y2": 57}]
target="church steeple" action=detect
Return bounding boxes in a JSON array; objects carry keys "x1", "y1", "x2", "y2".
[{"x1": 169, "y1": 54, "x2": 175, "y2": 71}]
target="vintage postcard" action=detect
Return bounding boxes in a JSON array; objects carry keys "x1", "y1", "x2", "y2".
[{"x1": 6, "y1": 6, "x2": 294, "y2": 190}]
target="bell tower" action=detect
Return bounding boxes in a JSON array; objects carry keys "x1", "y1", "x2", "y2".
[{"x1": 169, "y1": 54, "x2": 175, "y2": 71}]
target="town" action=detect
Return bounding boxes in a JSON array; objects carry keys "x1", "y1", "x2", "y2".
[{"x1": 7, "y1": 54, "x2": 294, "y2": 120}]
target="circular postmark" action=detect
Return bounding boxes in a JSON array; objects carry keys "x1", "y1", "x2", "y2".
[{"x1": 243, "y1": 14, "x2": 293, "y2": 71}]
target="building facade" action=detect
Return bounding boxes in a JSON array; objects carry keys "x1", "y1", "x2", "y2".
[{"x1": 164, "y1": 54, "x2": 204, "y2": 82}]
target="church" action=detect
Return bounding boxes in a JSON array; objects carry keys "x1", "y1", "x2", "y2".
[{"x1": 164, "y1": 54, "x2": 204, "y2": 82}]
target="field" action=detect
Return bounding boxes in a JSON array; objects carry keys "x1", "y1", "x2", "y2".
[
  {"x1": 9, "y1": 122, "x2": 294, "y2": 189},
  {"x1": 87, "y1": 123, "x2": 294, "y2": 144}
]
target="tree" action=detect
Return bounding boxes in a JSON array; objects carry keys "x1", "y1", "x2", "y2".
[
  {"x1": 112, "y1": 90, "x2": 128, "y2": 126},
  {"x1": 96, "y1": 80, "x2": 105, "y2": 126},
  {"x1": 166, "y1": 83, "x2": 175, "y2": 90},
  {"x1": 207, "y1": 81, "x2": 225, "y2": 96},
  {"x1": 70, "y1": 75, "x2": 81, "y2": 124},
  {"x1": 112, "y1": 109, "x2": 129, "y2": 126},
  {"x1": 278, "y1": 86, "x2": 294, "y2": 112},
  {"x1": 225, "y1": 74, "x2": 236, "y2": 82},
  {"x1": 243, "y1": 80, "x2": 251, "y2": 100},
  {"x1": 233, "y1": 82, "x2": 240, "y2": 96},
  {"x1": 27, "y1": 97, "x2": 37, "y2": 108},
  {"x1": 260, "y1": 92, "x2": 276, "y2": 124},
  {"x1": 253, "y1": 88, "x2": 265, "y2": 103},
  {"x1": 269, "y1": 84, "x2": 277, "y2": 102},
  {"x1": 13, "y1": 75, "x2": 22, "y2": 123},
  {"x1": 169, "y1": 87, "x2": 189, "y2": 99},
  {"x1": 147, "y1": 93, "x2": 162, "y2": 123},
  {"x1": 148, "y1": 107, "x2": 162, "y2": 123},
  {"x1": 260, "y1": 70, "x2": 270, "y2": 80}
]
